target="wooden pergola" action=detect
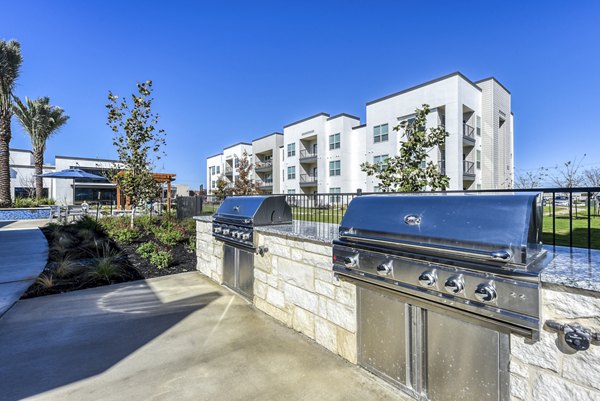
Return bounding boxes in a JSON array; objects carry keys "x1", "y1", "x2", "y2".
[{"x1": 115, "y1": 172, "x2": 176, "y2": 212}]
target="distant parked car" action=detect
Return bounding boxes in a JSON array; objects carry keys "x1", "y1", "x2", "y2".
[{"x1": 554, "y1": 196, "x2": 569, "y2": 207}]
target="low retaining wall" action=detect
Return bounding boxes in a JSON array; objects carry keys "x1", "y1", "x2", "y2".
[{"x1": 196, "y1": 217, "x2": 600, "y2": 400}]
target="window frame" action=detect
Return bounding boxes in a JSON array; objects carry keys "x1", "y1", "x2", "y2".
[
  {"x1": 329, "y1": 160, "x2": 341, "y2": 176},
  {"x1": 329, "y1": 133, "x2": 341, "y2": 150},
  {"x1": 373, "y1": 124, "x2": 389, "y2": 143}
]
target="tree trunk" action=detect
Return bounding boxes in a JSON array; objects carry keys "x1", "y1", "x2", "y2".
[
  {"x1": 0, "y1": 114, "x2": 12, "y2": 208},
  {"x1": 33, "y1": 151, "x2": 44, "y2": 199}
]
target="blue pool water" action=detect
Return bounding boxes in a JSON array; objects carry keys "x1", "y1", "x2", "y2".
[{"x1": 0, "y1": 208, "x2": 51, "y2": 221}]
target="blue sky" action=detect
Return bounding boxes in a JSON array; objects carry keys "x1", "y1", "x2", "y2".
[{"x1": 2, "y1": 0, "x2": 599, "y2": 188}]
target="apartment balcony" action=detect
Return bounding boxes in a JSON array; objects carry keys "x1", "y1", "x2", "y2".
[
  {"x1": 299, "y1": 149, "x2": 318, "y2": 163},
  {"x1": 463, "y1": 123, "x2": 475, "y2": 146},
  {"x1": 224, "y1": 166, "x2": 233, "y2": 176},
  {"x1": 255, "y1": 161, "x2": 273, "y2": 172},
  {"x1": 300, "y1": 174, "x2": 318, "y2": 187},
  {"x1": 463, "y1": 160, "x2": 475, "y2": 180},
  {"x1": 255, "y1": 178, "x2": 273, "y2": 190},
  {"x1": 438, "y1": 161, "x2": 446, "y2": 176}
]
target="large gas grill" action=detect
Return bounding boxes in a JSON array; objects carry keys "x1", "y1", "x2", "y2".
[
  {"x1": 213, "y1": 195, "x2": 292, "y2": 299},
  {"x1": 332, "y1": 193, "x2": 548, "y2": 401},
  {"x1": 213, "y1": 195, "x2": 292, "y2": 249}
]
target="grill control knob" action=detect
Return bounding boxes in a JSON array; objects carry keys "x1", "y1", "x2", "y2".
[
  {"x1": 241, "y1": 233, "x2": 250, "y2": 241},
  {"x1": 376, "y1": 260, "x2": 393, "y2": 276},
  {"x1": 222, "y1": 229, "x2": 230, "y2": 235},
  {"x1": 343, "y1": 255, "x2": 358, "y2": 268},
  {"x1": 444, "y1": 276, "x2": 465, "y2": 294},
  {"x1": 474, "y1": 283, "x2": 497, "y2": 302},
  {"x1": 232, "y1": 231, "x2": 240, "y2": 238},
  {"x1": 418, "y1": 271, "x2": 437, "y2": 287},
  {"x1": 214, "y1": 227, "x2": 222, "y2": 234}
]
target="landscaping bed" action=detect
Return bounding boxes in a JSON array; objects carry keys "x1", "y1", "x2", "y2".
[{"x1": 23, "y1": 215, "x2": 196, "y2": 298}]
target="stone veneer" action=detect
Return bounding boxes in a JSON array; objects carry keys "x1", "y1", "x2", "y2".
[{"x1": 197, "y1": 218, "x2": 600, "y2": 400}]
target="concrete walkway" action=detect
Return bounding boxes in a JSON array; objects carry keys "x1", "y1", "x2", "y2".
[
  {"x1": 0, "y1": 272, "x2": 407, "y2": 401},
  {"x1": 0, "y1": 223, "x2": 48, "y2": 316}
]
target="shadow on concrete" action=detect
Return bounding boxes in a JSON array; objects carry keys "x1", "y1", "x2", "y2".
[
  {"x1": 0, "y1": 220, "x2": 16, "y2": 229},
  {"x1": 0, "y1": 280, "x2": 221, "y2": 401}
]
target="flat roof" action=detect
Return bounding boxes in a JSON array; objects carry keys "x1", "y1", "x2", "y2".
[
  {"x1": 351, "y1": 124, "x2": 366, "y2": 130},
  {"x1": 283, "y1": 112, "x2": 330, "y2": 129},
  {"x1": 252, "y1": 132, "x2": 283, "y2": 142},
  {"x1": 474, "y1": 77, "x2": 511, "y2": 95},
  {"x1": 223, "y1": 142, "x2": 252, "y2": 150},
  {"x1": 366, "y1": 71, "x2": 483, "y2": 106},
  {"x1": 206, "y1": 152, "x2": 223, "y2": 159},
  {"x1": 327, "y1": 113, "x2": 360, "y2": 121},
  {"x1": 55, "y1": 155, "x2": 120, "y2": 163},
  {"x1": 9, "y1": 148, "x2": 33, "y2": 154}
]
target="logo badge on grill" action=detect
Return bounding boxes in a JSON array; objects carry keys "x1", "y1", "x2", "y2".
[{"x1": 404, "y1": 214, "x2": 421, "y2": 225}]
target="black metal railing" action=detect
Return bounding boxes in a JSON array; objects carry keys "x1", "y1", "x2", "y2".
[
  {"x1": 256, "y1": 178, "x2": 273, "y2": 187},
  {"x1": 299, "y1": 149, "x2": 317, "y2": 160},
  {"x1": 255, "y1": 161, "x2": 273, "y2": 170},
  {"x1": 463, "y1": 160, "x2": 475, "y2": 176},
  {"x1": 463, "y1": 123, "x2": 475, "y2": 140},
  {"x1": 224, "y1": 166, "x2": 233, "y2": 174},
  {"x1": 300, "y1": 174, "x2": 318, "y2": 184},
  {"x1": 202, "y1": 187, "x2": 600, "y2": 250}
]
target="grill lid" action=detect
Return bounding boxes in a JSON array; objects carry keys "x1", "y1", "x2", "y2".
[
  {"x1": 214, "y1": 195, "x2": 292, "y2": 226},
  {"x1": 339, "y1": 193, "x2": 544, "y2": 266}
]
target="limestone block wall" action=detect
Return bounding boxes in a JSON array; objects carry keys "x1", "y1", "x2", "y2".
[
  {"x1": 510, "y1": 285, "x2": 600, "y2": 401},
  {"x1": 196, "y1": 219, "x2": 223, "y2": 283},
  {"x1": 253, "y1": 231, "x2": 357, "y2": 363}
]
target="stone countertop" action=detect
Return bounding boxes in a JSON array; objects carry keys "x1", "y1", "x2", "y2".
[
  {"x1": 541, "y1": 246, "x2": 600, "y2": 292},
  {"x1": 194, "y1": 216, "x2": 212, "y2": 223},
  {"x1": 255, "y1": 220, "x2": 338, "y2": 244}
]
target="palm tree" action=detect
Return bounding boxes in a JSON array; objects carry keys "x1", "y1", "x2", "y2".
[
  {"x1": 13, "y1": 97, "x2": 69, "y2": 199},
  {"x1": 0, "y1": 40, "x2": 23, "y2": 207}
]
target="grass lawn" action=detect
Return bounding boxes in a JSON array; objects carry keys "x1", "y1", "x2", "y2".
[{"x1": 542, "y1": 206, "x2": 600, "y2": 249}]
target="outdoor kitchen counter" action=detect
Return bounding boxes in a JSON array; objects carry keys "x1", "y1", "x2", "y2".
[
  {"x1": 255, "y1": 220, "x2": 338, "y2": 244},
  {"x1": 541, "y1": 245, "x2": 600, "y2": 292}
]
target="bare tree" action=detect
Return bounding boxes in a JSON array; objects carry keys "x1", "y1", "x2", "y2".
[
  {"x1": 515, "y1": 168, "x2": 548, "y2": 189},
  {"x1": 550, "y1": 157, "x2": 586, "y2": 188},
  {"x1": 233, "y1": 150, "x2": 257, "y2": 195},
  {"x1": 584, "y1": 167, "x2": 600, "y2": 188}
]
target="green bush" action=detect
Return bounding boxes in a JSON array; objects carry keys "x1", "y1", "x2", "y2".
[
  {"x1": 110, "y1": 228, "x2": 140, "y2": 244},
  {"x1": 13, "y1": 197, "x2": 55, "y2": 208},
  {"x1": 149, "y1": 250, "x2": 172, "y2": 269},
  {"x1": 154, "y1": 225, "x2": 185, "y2": 245},
  {"x1": 137, "y1": 242, "x2": 157, "y2": 258},
  {"x1": 75, "y1": 216, "x2": 105, "y2": 234}
]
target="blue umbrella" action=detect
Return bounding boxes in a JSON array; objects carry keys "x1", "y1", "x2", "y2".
[{"x1": 36, "y1": 168, "x2": 109, "y2": 204}]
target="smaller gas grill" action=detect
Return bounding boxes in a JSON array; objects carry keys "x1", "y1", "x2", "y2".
[
  {"x1": 213, "y1": 195, "x2": 292, "y2": 299},
  {"x1": 213, "y1": 195, "x2": 292, "y2": 249}
]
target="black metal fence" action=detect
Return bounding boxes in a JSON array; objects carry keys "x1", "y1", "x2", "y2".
[{"x1": 203, "y1": 187, "x2": 600, "y2": 250}]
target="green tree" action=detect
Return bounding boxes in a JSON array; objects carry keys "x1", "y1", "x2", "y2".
[
  {"x1": 13, "y1": 96, "x2": 69, "y2": 199},
  {"x1": 361, "y1": 104, "x2": 449, "y2": 192},
  {"x1": 106, "y1": 81, "x2": 166, "y2": 224},
  {"x1": 233, "y1": 150, "x2": 256, "y2": 195},
  {"x1": 0, "y1": 40, "x2": 23, "y2": 207}
]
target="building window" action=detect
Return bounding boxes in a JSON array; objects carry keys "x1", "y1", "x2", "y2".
[
  {"x1": 373, "y1": 154, "x2": 389, "y2": 166},
  {"x1": 329, "y1": 160, "x2": 341, "y2": 176},
  {"x1": 287, "y1": 166, "x2": 296, "y2": 180},
  {"x1": 287, "y1": 143, "x2": 296, "y2": 157},
  {"x1": 211, "y1": 180, "x2": 216, "y2": 189},
  {"x1": 373, "y1": 186, "x2": 381, "y2": 193},
  {"x1": 476, "y1": 150, "x2": 481, "y2": 169},
  {"x1": 234, "y1": 158, "x2": 239, "y2": 168},
  {"x1": 329, "y1": 133, "x2": 340, "y2": 150},
  {"x1": 329, "y1": 187, "x2": 341, "y2": 203},
  {"x1": 476, "y1": 116, "x2": 481, "y2": 136},
  {"x1": 288, "y1": 189, "x2": 296, "y2": 194},
  {"x1": 216, "y1": 166, "x2": 220, "y2": 174},
  {"x1": 282, "y1": 169, "x2": 285, "y2": 181},
  {"x1": 374, "y1": 124, "x2": 389, "y2": 143},
  {"x1": 477, "y1": 184, "x2": 482, "y2": 190}
]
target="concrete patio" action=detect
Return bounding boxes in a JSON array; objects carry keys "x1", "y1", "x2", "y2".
[{"x1": 0, "y1": 272, "x2": 407, "y2": 401}]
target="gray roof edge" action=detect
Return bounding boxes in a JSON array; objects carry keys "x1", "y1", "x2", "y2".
[
  {"x1": 474, "y1": 77, "x2": 511, "y2": 95},
  {"x1": 283, "y1": 112, "x2": 330, "y2": 129},
  {"x1": 55, "y1": 155, "x2": 121, "y2": 163},
  {"x1": 252, "y1": 132, "x2": 283, "y2": 142},
  {"x1": 327, "y1": 113, "x2": 360, "y2": 121}
]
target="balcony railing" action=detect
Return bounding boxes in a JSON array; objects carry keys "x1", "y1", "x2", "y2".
[
  {"x1": 255, "y1": 178, "x2": 273, "y2": 188},
  {"x1": 463, "y1": 160, "x2": 475, "y2": 176},
  {"x1": 300, "y1": 174, "x2": 318, "y2": 186},
  {"x1": 463, "y1": 123, "x2": 475, "y2": 142},
  {"x1": 224, "y1": 166, "x2": 233, "y2": 175},
  {"x1": 299, "y1": 149, "x2": 317, "y2": 162},
  {"x1": 255, "y1": 161, "x2": 273, "y2": 171}
]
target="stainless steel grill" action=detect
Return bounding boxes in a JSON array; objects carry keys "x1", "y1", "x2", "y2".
[
  {"x1": 213, "y1": 195, "x2": 292, "y2": 299},
  {"x1": 332, "y1": 193, "x2": 548, "y2": 401}
]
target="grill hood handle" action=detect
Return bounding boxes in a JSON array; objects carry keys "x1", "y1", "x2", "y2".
[{"x1": 339, "y1": 233, "x2": 514, "y2": 264}]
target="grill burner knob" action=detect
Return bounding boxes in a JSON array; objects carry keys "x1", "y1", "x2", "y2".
[
  {"x1": 343, "y1": 255, "x2": 358, "y2": 268},
  {"x1": 241, "y1": 233, "x2": 250, "y2": 241},
  {"x1": 376, "y1": 260, "x2": 393, "y2": 276},
  {"x1": 222, "y1": 229, "x2": 230, "y2": 235},
  {"x1": 474, "y1": 283, "x2": 497, "y2": 302},
  {"x1": 444, "y1": 276, "x2": 464, "y2": 294},
  {"x1": 214, "y1": 227, "x2": 222, "y2": 234},
  {"x1": 232, "y1": 231, "x2": 240, "y2": 238},
  {"x1": 418, "y1": 271, "x2": 437, "y2": 287}
]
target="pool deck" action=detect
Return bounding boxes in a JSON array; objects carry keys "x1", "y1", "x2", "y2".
[{"x1": 0, "y1": 222, "x2": 48, "y2": 316}]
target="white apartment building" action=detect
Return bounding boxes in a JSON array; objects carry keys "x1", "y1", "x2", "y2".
[
  {"x1": 206, "y1": 142, "x2": 253, "y2": 195},
  {"x1": 206, "y1": 72, "x2": 514, "y2": 195}
]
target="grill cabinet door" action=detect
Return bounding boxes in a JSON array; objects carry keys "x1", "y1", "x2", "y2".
[
  {"x1": 237, "y1": 248, "x2": 254, "y2": 299},
  {"x1": 222, "y1": 244, "x2": 236, "y2": 289},
  {"x1": 358, "y1": 286, "x2": 409, "y2": 390},
  {"x1": 426, "y1": 310, "x2": 509, "y2": 401}
]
